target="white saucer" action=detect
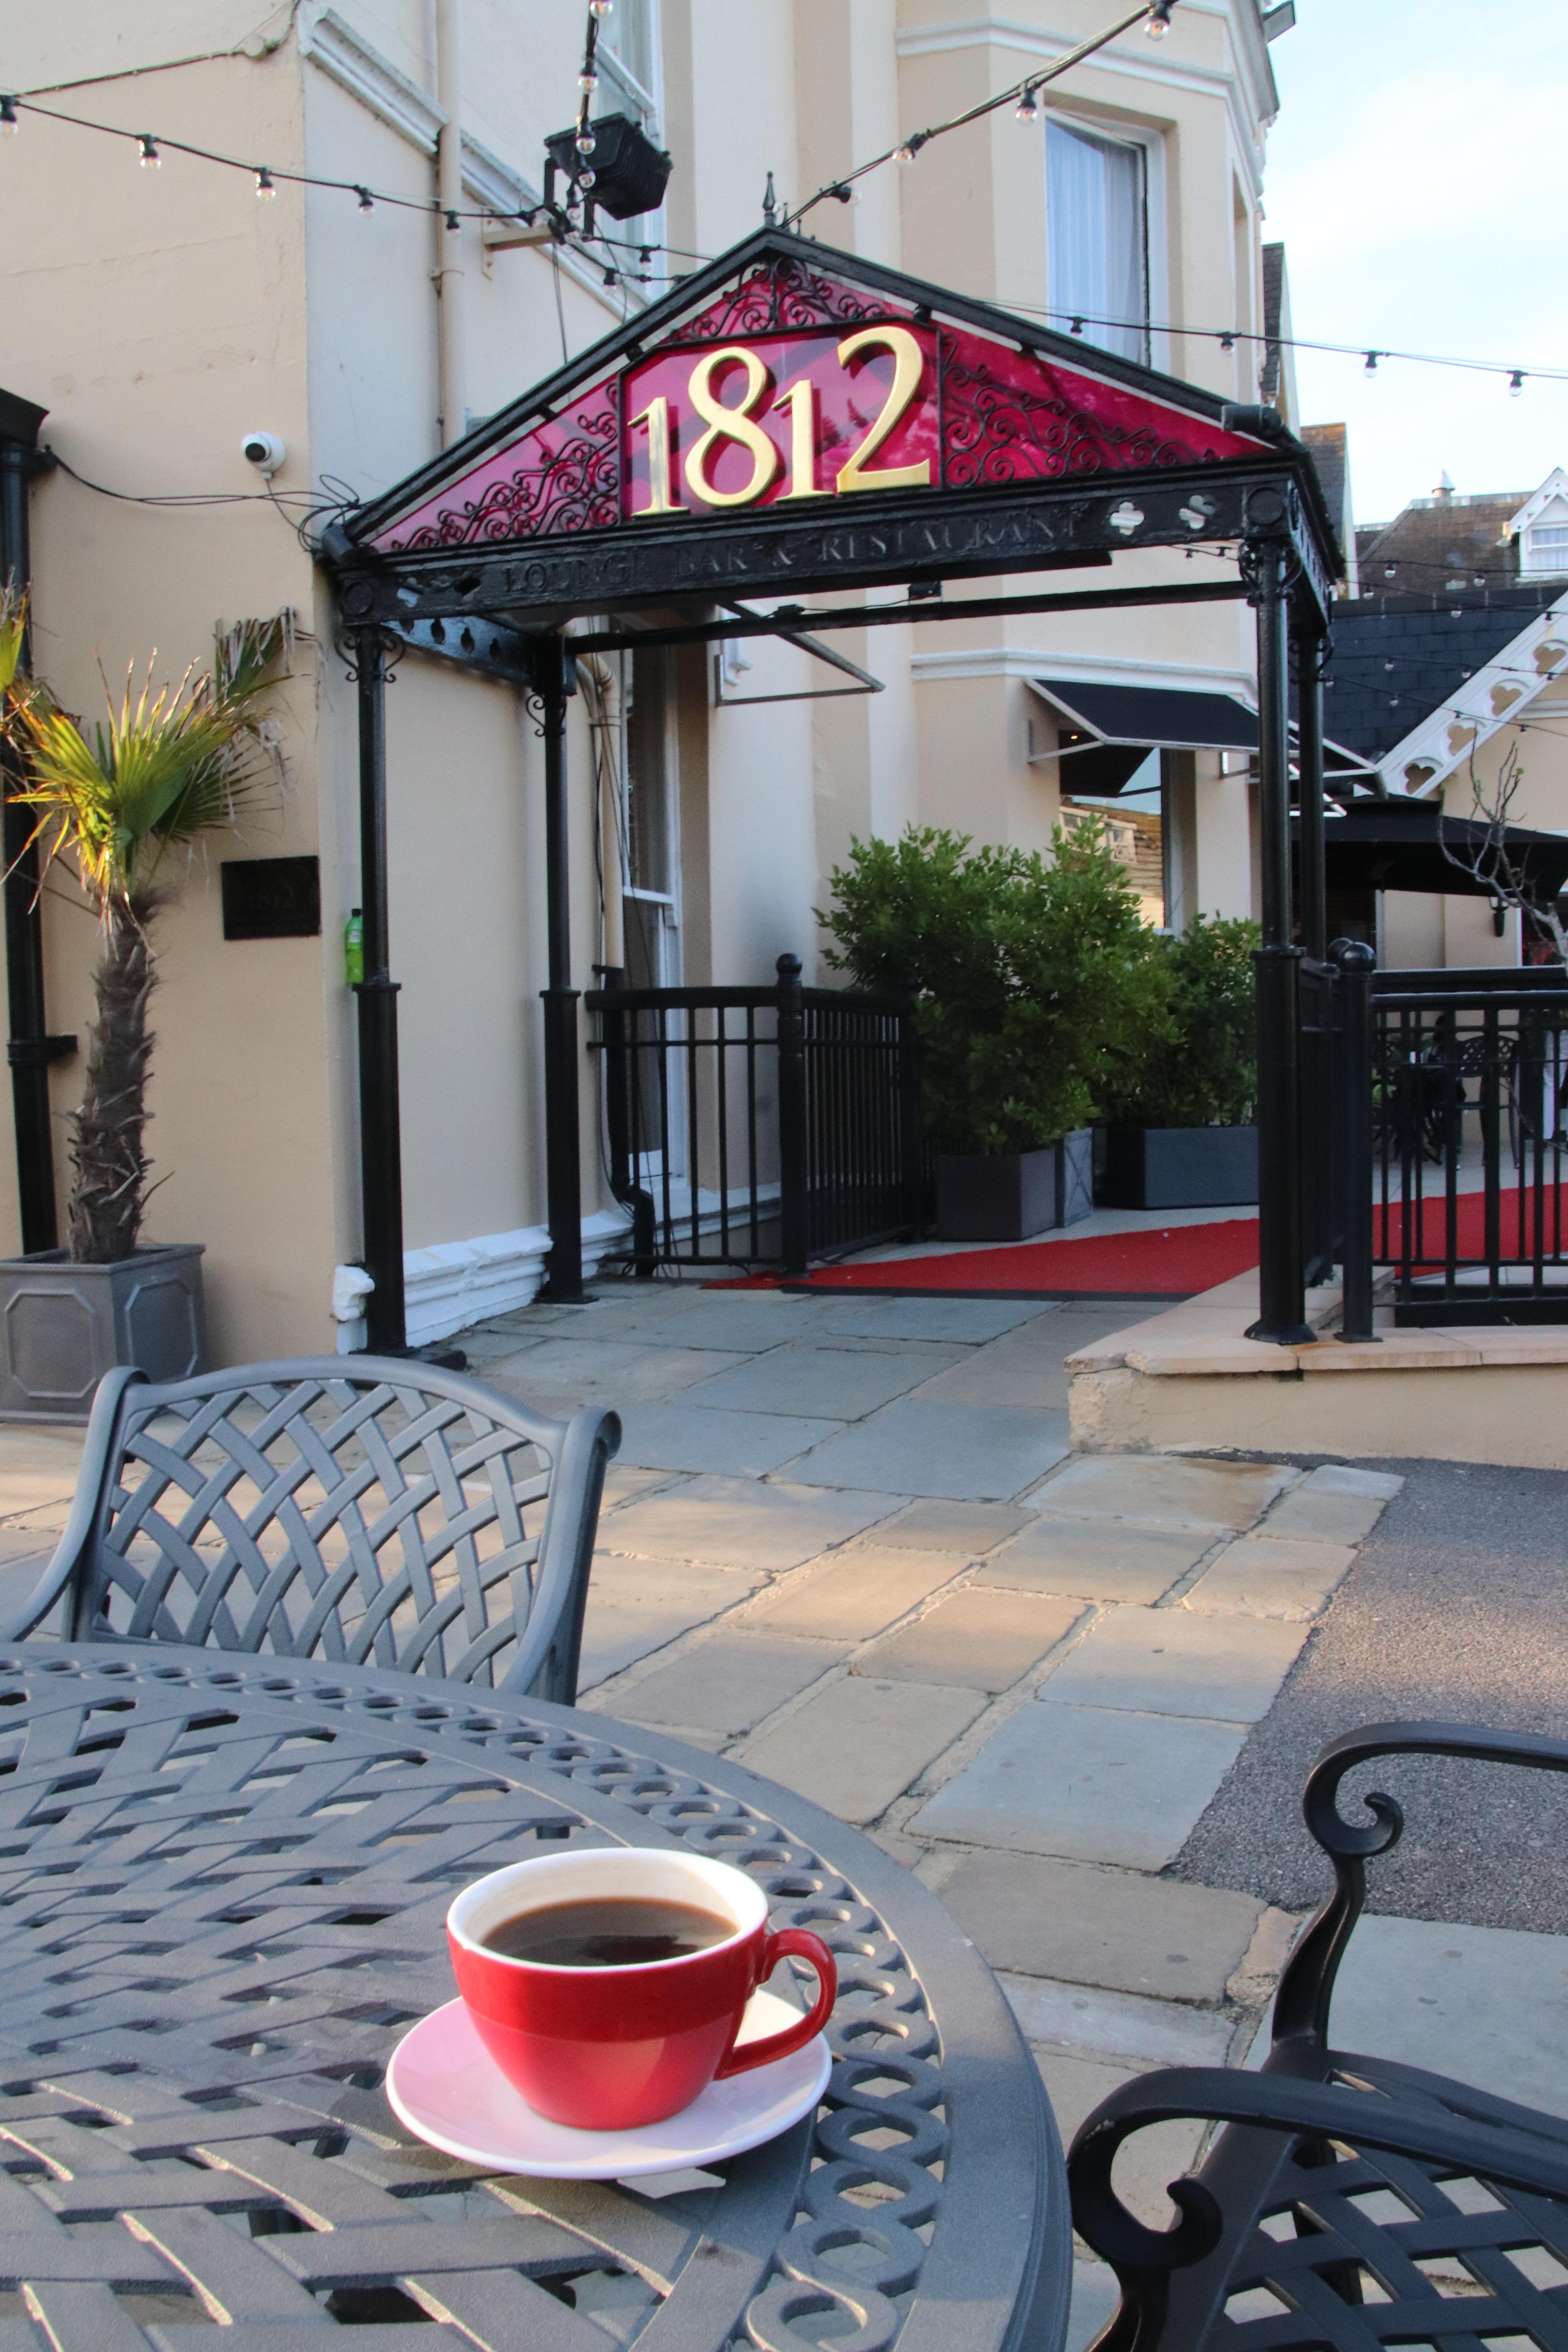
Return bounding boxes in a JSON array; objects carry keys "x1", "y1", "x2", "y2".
[{"x1": 385, "y1": 1988, "x2": 831, "y2": 2179}]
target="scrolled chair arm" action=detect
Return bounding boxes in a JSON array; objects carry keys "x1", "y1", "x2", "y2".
[
  {"x1": 1068, "y1": 2064, "x2": 1568, "y2": 2279},
  {"x1": 1273, "y1": 1720, "x2": 1568, "y2": 2051},
  {"x1": 0, "y1": 1365, "x2": 145, "y2": 1644}
]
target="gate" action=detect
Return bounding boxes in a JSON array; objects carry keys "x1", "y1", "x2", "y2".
[{"x1": 587, "y1": 953, "x2": 922, "y2": 1278}]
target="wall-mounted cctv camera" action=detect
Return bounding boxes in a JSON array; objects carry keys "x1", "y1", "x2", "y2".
[{"x1": 241, "y1": 430, "x2": 286, "y2": 478}]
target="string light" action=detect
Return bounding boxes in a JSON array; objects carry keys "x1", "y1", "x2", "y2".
[
  {"x1": 1145, "y1": 0, "x2": 1176, "y2": 34},
  {"x1": 590, "y1": 0, "x2": 613, "y2": 14},
  {"x1": 1510, "y1": 371, "x2": 1525, "y2": 397},
  {"x1": 444, "y1": 209, "x2": 460, "y2": 232},
  {"x1": 254, "y1": 166, "x2": 275, "y2": 199},
  {"x1": 355, "y1": 184, "x2": 374, "y2": 212},
  {"x1": 138, "y1": 133, "x2": 160, "y2": 169},
  {"x1": 893, "y1": 132, "x2": 929, "y2": 164},
  {"x1": 1364, "y1": 351, "x2": 1379, "y2": 376},
  {"x1": 1016, "y1": 87, "x2": 1040, "y2": 124},
  {"x1": 0, "y1": 96, "x2": 18, "y2": 135}
]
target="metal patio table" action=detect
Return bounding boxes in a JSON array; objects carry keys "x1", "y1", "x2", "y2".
[{"x1": 0, "y1": 1641, "x2": 1068, "y2": 2352}]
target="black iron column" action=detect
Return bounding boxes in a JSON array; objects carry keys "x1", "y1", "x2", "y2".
[
  {"x1": 1293, "y1": 600, "x2": 1328, "y2": 964},
  {"x1": 1247, "y1": 535, "x2": 1313, "y2": 1345},
  {"x1": 1334, "y1": 938, "x2": 1376, "y2": 1343},
  {"x1": 0, "y1": 410, "x2": 71, "y2": 1255},
  {"x1": 536, "y1": 638, "x2": 585, "y2": 1305},
  {"x1": 351, "y1": 626, "x2": 407, "y2": 1353}
]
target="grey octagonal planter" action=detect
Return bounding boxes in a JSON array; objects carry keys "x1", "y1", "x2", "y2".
[{"x1": 0, "y1": 1244, "x2": 208, "y2": 1422}]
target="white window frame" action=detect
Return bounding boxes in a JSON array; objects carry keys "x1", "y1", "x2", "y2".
[
  {"x1": 1044, "y1": 110, "x2": 1169, "y2": 375},
  {"x1": 594, "y1": 0, "x2": 667, "y2": 276}
]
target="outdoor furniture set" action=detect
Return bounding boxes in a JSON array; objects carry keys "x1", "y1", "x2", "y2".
[{"x1": 0, "y1": 1352, "x2": 1559, "y2": 2352}]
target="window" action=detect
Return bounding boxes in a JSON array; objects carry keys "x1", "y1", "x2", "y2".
[
  {"x1": 595, "y1": 0, "x2": 665, "y2": 261},
  {"x1": 1527, "y1": 523, "x2": 1568, "y2": 576},
  {"x1": 1046, "y1": 119, "x2": 1148, "y2": 363}
]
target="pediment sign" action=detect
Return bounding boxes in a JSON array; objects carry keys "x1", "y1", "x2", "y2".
[{"x1": 370, "y1": 250, "x2": 1266, "y2": 555}]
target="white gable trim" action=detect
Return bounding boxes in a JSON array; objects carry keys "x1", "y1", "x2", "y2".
[
  {"x1": 1510, "y1": 468, "x2": 1568, "y2": 540},
  {"x1": 911, "y1": 646, "x2": 1258, "y2": 700},
  {"x1": 1376, "y1": 592, "x2": 1568, "y2": 797}
]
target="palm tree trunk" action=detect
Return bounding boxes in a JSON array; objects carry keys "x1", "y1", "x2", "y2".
[{"x1": 67, "y1": 889, "x2": 162, "y2": 1264}]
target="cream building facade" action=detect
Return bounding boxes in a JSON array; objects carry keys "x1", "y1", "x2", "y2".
[{"x1": 0, "y1": 0, "x2": 1299, "y2": 1359}]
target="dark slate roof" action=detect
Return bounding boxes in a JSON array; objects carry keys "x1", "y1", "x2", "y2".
[
  {"x1": 1322, "y1": 584, "x2": 1567, "y2": 763},
  {"x1": 1259, "y1": 243, "x2": 1284, "y2": 401},
  {"x1": 1301, "y1": 425, "x2": 1346, "y2": 526},
  {"x1": 1357, "y1": 489, "x2": 1528, "y2": 594}
]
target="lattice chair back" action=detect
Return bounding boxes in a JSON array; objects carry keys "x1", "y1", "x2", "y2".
[{"x1": 3, "y1": 1359, "x2": 619, "y2": 1701}]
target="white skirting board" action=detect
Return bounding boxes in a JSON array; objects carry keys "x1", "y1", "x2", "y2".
[{"x1": 332, "y1": 1207, "x2": 635, "y2": 1353}]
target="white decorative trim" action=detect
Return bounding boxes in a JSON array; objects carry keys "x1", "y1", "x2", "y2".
[
  {"x1": 301, "y1": 7, "x2": 445, "y2": 154},
  {"x1": 461, "y1": 128, "x2": 532, "y2": 220},
  {"x1": 1509, "y1": 469, "x2": 1568, "y2": 541},
  {"x1": 911, "y1": 645, "x2": 1257, "y2": 700},
  {"x1": 401, "y1": 1209, "x2": 634, "y2": 1347},
  {"x1": 1376, "y1": 592, "x2": 1568, "y2": 797}
]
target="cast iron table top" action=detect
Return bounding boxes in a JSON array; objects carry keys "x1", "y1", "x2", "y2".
[{"x1": 0, "y1": 1642, "x2": 1067, "y2": 2352}]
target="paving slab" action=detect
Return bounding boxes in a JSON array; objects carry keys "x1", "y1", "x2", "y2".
[
  {"x1": 1259, "y1": 1465, "x2": 1401, "y2": 1545},
  {"x1": 1182, "y1": 1534, "x2": 1357, "y2": 1621},
  {"x1": 597, "y1": 1475, "x2": 904, "y2": 1570},
  {"x1": 0, "y1": 1428, "x2": 84, "y2": 1522},
  {"x1": 590, "y1": 1630, "x2": 845, "y2": 1737},
  {"x1": 1000, "y1": 1972, "x2": 1237, "y2": 2067},
  {"x1": 599, "y1": 1464, "x2": 677, "y2": 1511},
  {"x1": 579, "y1": 1557, "x2": 763, "y2": 1688},
  {"x1": 680, "y1": 1341, "x2": 956, "y2": 1421},
  {"x1": 483, "y1": 1338, "x2": 748, "y2": 1407},
  {"x1": 1038, "y1": 1606, "x2": 1306, "y2": 1723},
  {"x1": 741, "y1": 1549, "x2": 963, "y2": 1639},
  {"x1": 857, "y1": 1588, "x2": 1084, "y2": 1692},
  {"x1": 939, "y1": 1851, "x2": 1262, "y2": 2000},
  {"x1": 1068, "y1": 2264, "x2": 1122, "y2": 2352},
  {"x1": 617, "y1": 1299, "x2": 831, "y2": 1352},
  {"x1": 910, "y1": 1318, "x2": 1114, "y2": 1411},
  {"x1": 613, "y1": 1403, "x2": 844, "y2": 1477},
  {"x1": 911, "y1": 1700, "x2": 1245, "y2": 1867},
  {"x1": 857, "y1": 1499, "x2": 1029, "y2": 1555},
  {"x1": 789, "y1": 1398, "x2": 1071, "y2": 1500},
  {"x1": 735, "y1": 1675, "x2": 986, "y2": 1825},
  {"x1": 1029, "y1": 1454, "x2": 1294, "y2": 1532},
  {"x1": 818, "y1": 1298, "x2": 1057, "y2": 1344},
  {"x1": 1251, "y1": 1913, "x2": 1568, "y2": 2118},
  {"x1": 976, "y1": 1515, "x2": 1212, "y2": 1604}
]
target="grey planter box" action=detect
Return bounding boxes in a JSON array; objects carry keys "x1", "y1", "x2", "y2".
[
  {"x1": 935, "y1": 1130, "x2": 1093, "y2": 1242},
  {"x1": 0, "y1": 1243, "x2": 207, "y2": 1423},
  {"x1": 1102, "y1": 1124, "x2": 1259, "y2": 1211}
]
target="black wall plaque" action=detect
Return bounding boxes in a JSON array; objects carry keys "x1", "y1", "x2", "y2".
[{"x1": 220, "y1": 857, "x2": 321, "y2": 942}]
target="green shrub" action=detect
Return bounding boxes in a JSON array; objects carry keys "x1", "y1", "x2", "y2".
[
  {"x1": 1100, "y1": 914, "x2": 1259, "y2": 1129},
  {"x1": 820, "y1": 822, "x2": 1166, "y2": 1154}
]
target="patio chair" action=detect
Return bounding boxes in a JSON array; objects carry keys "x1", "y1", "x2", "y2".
[
  {"x1": 1, "y1": 1357, "x2": 619, "y2": 1702},
  {"x1": 1068, "y1": 1721, "x2": 1568, "y2": 2352}
]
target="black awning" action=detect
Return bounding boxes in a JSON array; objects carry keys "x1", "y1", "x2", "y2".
[
  {"x1": 1031, "y1": 678, "x2": 1259, "y2": 751},
  {"x1": 1293, "y1": 800, "x2": 1568, "y2": 899}
]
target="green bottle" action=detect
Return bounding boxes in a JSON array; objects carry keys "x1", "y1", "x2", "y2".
[{"x1": 344, "y1": 907, "x2": 364, "y2": 987}]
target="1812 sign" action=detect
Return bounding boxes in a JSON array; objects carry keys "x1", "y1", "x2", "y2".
[{"x1": 622, "y1": 325, "x2": 937, "y2": 517}]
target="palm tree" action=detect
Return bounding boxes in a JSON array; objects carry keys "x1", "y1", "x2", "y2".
[{"x1": 0, "y1": 603, "x2": 291, "y2": 1263}]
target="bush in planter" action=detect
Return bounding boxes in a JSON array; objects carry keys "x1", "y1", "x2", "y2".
[
  {"x1": 1100, "y1": 915, "x2": 1259, "y2": 1129},
  {"x1": 820, "y1": 821, "x2": 1165, "y2": 1154}
]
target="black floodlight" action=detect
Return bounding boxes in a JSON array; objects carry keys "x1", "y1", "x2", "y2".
[{"x1": 544, "y1": 112, "x2": 672, "y2": 221}]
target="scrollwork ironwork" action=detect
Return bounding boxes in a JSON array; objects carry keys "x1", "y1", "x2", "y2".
[
  {"x1": 399, "y1": 401, "x2": 620, "y2": 550},
  {"x1": 940, "y1": 338, "x2": 1206, "y2": 489},
  {"x1": 677, "y1": 259, "x2": 888, "y2": 344}
]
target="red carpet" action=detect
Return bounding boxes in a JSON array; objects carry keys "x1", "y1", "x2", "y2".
[{"x1": 715, "y1": 1217, "x2": 1263, "y2": 1300}]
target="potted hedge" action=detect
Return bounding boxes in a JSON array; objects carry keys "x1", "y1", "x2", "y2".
[
  {"x1": 821, "y1": 823, "x2": 1161, "y2": 1241},
  {"x1": 0, "y1": 603, "x2": 290, "y2": 1418},
  {"x1": 1098, "y1": 914, "x2": 1261, "y2": 1209}
]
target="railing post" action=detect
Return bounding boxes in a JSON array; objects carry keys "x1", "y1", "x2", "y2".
[
  {"x1": 776, "y1": 953, "x2": 808, "y2": 1278},
  {"x1": 1335, "y1": 940, "x2": 1376, "y2": 1342},
  {"x1": 352, "y1": 625, "x2": 408, "y2": 1355},
  {"x1": 535, "y1": 638, "x2": 585, "y2": 1305},
  {"x1": 898, "y1": 975, "x2": 923, "y2": 1236}
]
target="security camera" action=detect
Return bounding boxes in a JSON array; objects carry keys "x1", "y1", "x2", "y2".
[{"x1": 241, "y1": 430, "x2": 286, "y2": 478}]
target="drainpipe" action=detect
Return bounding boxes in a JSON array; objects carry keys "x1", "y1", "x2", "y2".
[
  {"x1": 435, "y1": 0, "x2": 465, "y2": 448},
  {"x1": 581, "y1": 654, "x2": 625, "y2": 971}
]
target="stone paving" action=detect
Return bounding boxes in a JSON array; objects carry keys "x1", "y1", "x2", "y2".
[{"x1": 2, "y1": 1294, "x2": 1563, "y2": 2352}]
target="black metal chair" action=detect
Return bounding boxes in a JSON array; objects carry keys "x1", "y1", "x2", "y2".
[
  {"x1": 1069, "y1": 1723, "x2": 1568, "y2": 2352},
  {"x1": 1, "y1": 1357, "x2": 619, "y2": 1703}
]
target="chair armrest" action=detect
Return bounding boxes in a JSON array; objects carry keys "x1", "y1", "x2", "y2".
[
  {"x1": 1275, "y1": 1721, "x2": 1568, "y2": 2050},
  {"x1": 1068, "y1": 2063, "x2": 1568, "y2": 2280},
  {"x1": 501, "y1": 1404, "x2": 620, "y2": 1705},
  {"x1": 0, "y1": 1366, "x2": 145, "y2": 1643}
]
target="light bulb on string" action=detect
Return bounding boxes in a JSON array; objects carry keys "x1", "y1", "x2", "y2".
[
  {"x1": 590, "y1": 0, "x2": 613, "y2": 15},
  {"x1": 138, "y1": 134, "x2": 160, "y2": 169},
  {"x1": 254, "y1": 166, "x2": 276, "y2": 199},
  {"x1": 893, "y1": 132, "x2": 927, "y2": 165},
  {"x1": 1146, "y1": 1, "x2": 1174, "y2": 37},
  {"x1": 1220, "y1": 331, "x2": 1235, "y2": 351},
  {"x1": 444, "y1": 209, "x2": 461, "y2": 232},
  {"x1": 577, "y1": 168, "x2": 596, "y2": 189},
  {"x1": 1364, "y1": 350, "x2": 1379, "y2": 377},
  {"x1": 577, "y1": 131, "x2": 596, "y2": 155},
  {"x1": 579, "y1": 70, "x2": 598, "y2": 92},
  {"x1": 0, "y1": 97, "x2": 18, "y2": 136},
  {"x1": 1510, "y1": 371, "x2": 1524, "y2": 397},
  {"x1": 1015, "y1": 87, "x2": 1039, "y2": 124},
  {"x1": 355, "y1": 184, "x2": 374, "y2": 212}
]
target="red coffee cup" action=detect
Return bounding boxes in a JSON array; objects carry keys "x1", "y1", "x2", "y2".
[{"x1": 446, "y1": 1848, "x2": 837, "y2": 2131}]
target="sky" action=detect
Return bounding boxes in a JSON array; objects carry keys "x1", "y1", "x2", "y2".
[{"x1": 1261, "y1": 0, "x2": 1568, "y2": 527}]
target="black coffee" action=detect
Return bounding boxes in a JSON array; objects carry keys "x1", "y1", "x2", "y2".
[{"x1": 481, "y1": 1895, "x2": 734, "y2": 1969}]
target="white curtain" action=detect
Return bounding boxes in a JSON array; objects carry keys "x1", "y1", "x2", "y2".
[{"x1": 1047, "y1": 120, "x2": 1147, "y2": 364}]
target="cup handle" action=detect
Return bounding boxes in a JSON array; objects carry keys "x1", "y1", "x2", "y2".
[{"x1": 714, "y1": 1928, "x2": 837, "y2": 2078}]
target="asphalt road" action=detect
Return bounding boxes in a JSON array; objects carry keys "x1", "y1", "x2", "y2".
[{"x1": 1173, "y1": 1457, "x2": 1568, "y2": 1934}]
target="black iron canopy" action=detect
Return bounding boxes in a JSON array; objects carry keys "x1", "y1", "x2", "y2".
[{"x1": 321, "y1": 229, "x2": 1343, "y2": 1357}]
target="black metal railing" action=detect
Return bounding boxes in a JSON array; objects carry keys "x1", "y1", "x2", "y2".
[
  {"x1": 1298, "y1": 951, "x2": 1347, "y2": 1290},
  {"x1": 1357, "y1": 966, "x2": 1568, "y2": 1325},
  {"x1": 586, "y1": 954, "x2": 921, "y2": 1277}
]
